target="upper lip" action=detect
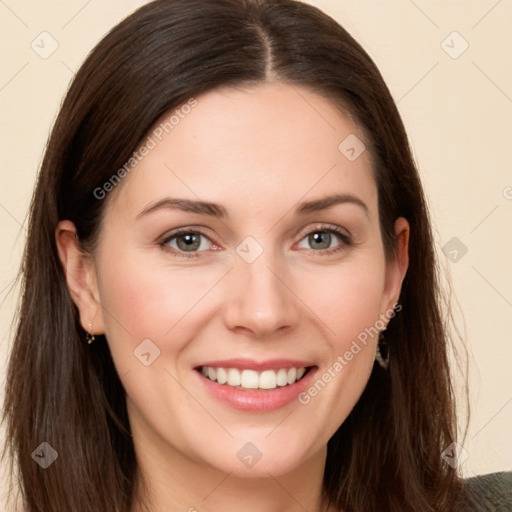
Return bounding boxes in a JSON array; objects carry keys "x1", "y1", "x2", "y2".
[{"x1": 195, "y1": 358, "x2": 316, "y2": 371}]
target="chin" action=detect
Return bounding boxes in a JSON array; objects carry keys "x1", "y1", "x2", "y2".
[{"x1": 193, "y1": 434, "x2": 318, "y2": 478}]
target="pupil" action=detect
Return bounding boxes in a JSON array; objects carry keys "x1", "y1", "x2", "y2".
[
  {"x1": 310, "y1": 231, "x2": 330, "y2": 250},
  {"x1": 178, "y1": 233, "x2": 200, "y2": 251}
]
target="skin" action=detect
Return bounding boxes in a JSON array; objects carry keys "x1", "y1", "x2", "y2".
[{"x1": 56, "y1": 81, "x2": 409, "y2": 512}]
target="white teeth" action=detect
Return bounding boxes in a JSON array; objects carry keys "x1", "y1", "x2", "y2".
[
  {"x1": 240, "y1": 369, "x2": 259, "y2": 389},
  {"x1": 200, "y1": 366, "x2": 309, "y2": 390},
  {"x1": 276, "y1": 368, "x2": 288, "y2": 386},
  {"x1": 259, "y1": 370, "x2": 277, "y2": 389},
  {"x1": 216, "y1": 367, "x2": 228, "y2": 384},
  {"x1": 227, "y1": 368, "x2": 241, "y2": 386}
]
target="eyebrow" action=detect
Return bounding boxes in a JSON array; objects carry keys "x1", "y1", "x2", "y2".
[
  {"x1": 136, "y1": 193, "x2": 370, "y2": 220},
  {"x1": 295, "y1": 193, "x2": 370, "y2": 218},
  {"x1": 137, "y1": 197, "x2": 227, "y2": 219}
]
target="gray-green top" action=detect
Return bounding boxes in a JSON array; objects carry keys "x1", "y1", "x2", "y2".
[{"x1": 464, "y1": 471, "x2": 512, "y2": 511}]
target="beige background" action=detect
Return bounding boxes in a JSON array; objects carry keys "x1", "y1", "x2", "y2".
[{"x1": 1, "y1": 0, "x2": 511, "y2": 507}]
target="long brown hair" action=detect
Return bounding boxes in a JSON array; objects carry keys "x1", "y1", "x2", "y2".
[{"x1": 2, "y1": 0, "x2": 469, "y2": 510}]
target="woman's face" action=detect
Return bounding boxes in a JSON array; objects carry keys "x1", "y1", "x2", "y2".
[{"x1": 64, "y1": 81, "x2": 408, "y2": 478}]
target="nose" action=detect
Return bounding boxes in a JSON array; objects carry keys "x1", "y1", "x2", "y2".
[{"x1": 222, "y1": 245, "x2": 301, "y2": 338}]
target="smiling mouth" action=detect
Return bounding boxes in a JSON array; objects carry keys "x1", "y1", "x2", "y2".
[{"x1": 196, "y1": 365, "x2": 315, "y2": 391}]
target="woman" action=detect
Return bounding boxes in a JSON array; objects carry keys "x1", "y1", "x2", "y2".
[{"x1": 2, "y1": 0, "x2": 510, "y2": 511}]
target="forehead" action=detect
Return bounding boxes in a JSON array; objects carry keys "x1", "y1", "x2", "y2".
[{"x1": 106, "y1": 81, "x2": 377, "y2": 220}]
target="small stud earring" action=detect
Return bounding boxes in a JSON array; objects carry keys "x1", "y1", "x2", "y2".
[{"x1": 86, "y1": 322, "x2": 95, "y2": 345}]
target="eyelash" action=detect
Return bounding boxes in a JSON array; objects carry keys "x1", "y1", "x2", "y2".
[{"x1": 158, "y1": 224, "x2": 352, "y2": 259}]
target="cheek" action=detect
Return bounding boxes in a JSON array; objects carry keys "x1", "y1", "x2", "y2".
[
  {"x1": 302, "y1": 258, "x2": 386, "y2": 345},
  {"x1": 294, "y1": 259, "x2": 385, "y2": 420},
  {"x1": 95, "y1": 245, "x2": 228, "y2": 369}
]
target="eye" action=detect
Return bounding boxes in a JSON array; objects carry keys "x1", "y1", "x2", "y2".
[
  {"x1": 159, "y1": 228, "x2": 215, "y2": 258},
  {"x1": 296, "y1": 224, "x2": 351, "y2": 255},
  {"x1": 159, "y1": 224, "x2": 351, "y2": 259}
]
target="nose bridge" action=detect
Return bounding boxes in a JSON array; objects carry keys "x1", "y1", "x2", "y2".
[{"x1": 223, "y1": 235, "x2": 299, "y2": 336}]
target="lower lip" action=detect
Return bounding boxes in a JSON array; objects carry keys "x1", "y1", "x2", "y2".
[{"x1": 194, "y1": 367, "x2": 318, "y2": 412}]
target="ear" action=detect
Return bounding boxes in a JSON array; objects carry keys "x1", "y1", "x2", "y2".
[
  {"x1": 55, "y1": 220, "x2": 105, "y2": 335},
  {"x1": 380, "y1": 217, "x2": 409, "y2": 318}
]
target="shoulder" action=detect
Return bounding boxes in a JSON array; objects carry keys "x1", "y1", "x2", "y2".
[{"x1": 463, "y1": 471, "x2": 512, "y2": 511}]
